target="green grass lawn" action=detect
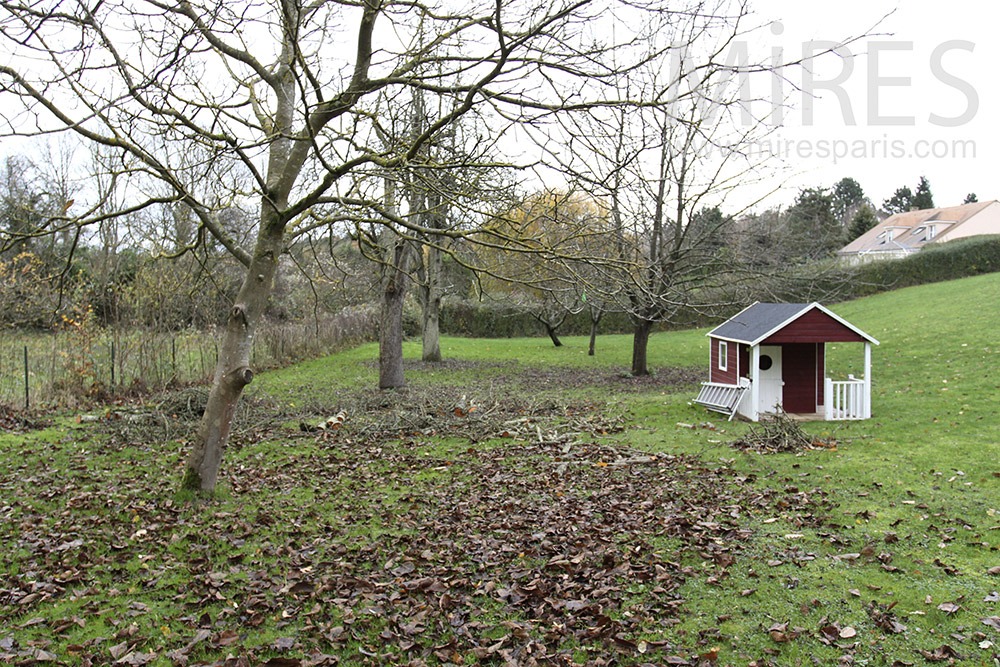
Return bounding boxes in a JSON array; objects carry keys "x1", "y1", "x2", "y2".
[{"x1": 2, "y1": 273, "x2": 1000, "y2": 666}]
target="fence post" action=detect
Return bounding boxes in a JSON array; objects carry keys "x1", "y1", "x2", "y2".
[
  {"x1": 23, "y1": 346, "x2": 28, "y2": 410},
  {"x1": 111, "y1": 340, "x2": 116, "y2": 388}
]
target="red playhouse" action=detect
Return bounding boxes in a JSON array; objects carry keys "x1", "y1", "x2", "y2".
[{"x1": 693, "y1": 302, "x2": 879, "y2": 421}]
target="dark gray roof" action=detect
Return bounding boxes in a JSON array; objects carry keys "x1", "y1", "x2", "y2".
[{"x1": 708, "y1": 303, "x2": 813, "y2": 343}]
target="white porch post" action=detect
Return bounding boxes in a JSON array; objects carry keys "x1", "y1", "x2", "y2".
[
  {"x1": 824, "y1": 378, "x2": 833, "y2": 420},
  {"x1": 863, "y1": 342, "x2": 872, "y2": 419},
  {"x1": 749, "y1": 344, "x2": 760, "y2": 422}
]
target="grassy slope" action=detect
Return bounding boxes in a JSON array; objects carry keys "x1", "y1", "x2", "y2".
[
  {"x1": 252, "y1": 272, "x2": 1000, "y2": 664},
  {"x1": 2, "y1": 273, "x2": 999, "y2": 666},
  {"x1": 651, "y1": 273, "x2": 1000, "y2": 665}
]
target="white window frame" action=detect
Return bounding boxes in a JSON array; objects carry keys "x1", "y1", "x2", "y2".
[{"x1": 718, "y1": 340, "x2": 728, "y2": 372}]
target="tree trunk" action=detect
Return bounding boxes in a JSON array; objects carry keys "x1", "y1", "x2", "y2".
[
  {"x1": 631, "y1": 318, "x2": 653, "y2": 376},
  {"x1": 545, "y1": 322, "x2": 563, "y2": 347},
  {"x1": 182, "y1": 217, "x2": 283, "y2": 493},
  {"x1": 532, "y1": 311, "x2": 566, "y2": 347},
  {"x1": 379, "y1": 234, "x2": 413, "y2": 389},
  {"x1": 421, "y1": 243, "x2": 443, "y2": 363},
  {"x1": 588, "y1": 307, "x2": 603, "y2": 356},
  {"x1": 379, "y1": 266, "x2": 409, "y2": 389}
]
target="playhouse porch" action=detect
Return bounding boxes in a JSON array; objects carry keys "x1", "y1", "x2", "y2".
[{"x1": 694, "y1": 368, "x2": 872, "y2": 422}]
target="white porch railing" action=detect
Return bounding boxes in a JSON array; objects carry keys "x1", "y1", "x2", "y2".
[
  {"x1": 693, "y1": 381, "x2": 749, "y2": 421},
  {"x1": 824, "y1": 375, "x2": 868, "y2": 420}
]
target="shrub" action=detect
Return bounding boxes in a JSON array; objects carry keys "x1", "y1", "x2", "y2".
[
  {"x1": 852, "y1": 235, "x2": 1000, "y2": 296},
  {"x1": 254, "y1": 305, "x2": 379, "y2": 365},
  {"x1": 124, "y1": 255, "x2": 242, "y2": 329},
  {"x1": 50, "y1": 305, "x2": 108, "y2": 403},
  {"x1": 0, "y1": 252, "x2": 59, "y2": 329},
  {"x1": 440, "y1": 300, "x2": 543, "y2": 338}
]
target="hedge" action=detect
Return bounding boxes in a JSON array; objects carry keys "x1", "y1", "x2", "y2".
[
  {"x1": 434, "y1": 235, "x2": 1000, "y2": 339},
  {"x1": 439, "y1": 300, "x2": 638, "y2": 339},
  {"x1": 851, "y1": 235, "x2": 1000, "y2": 296}
]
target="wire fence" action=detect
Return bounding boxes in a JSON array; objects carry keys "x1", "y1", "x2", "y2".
[{"x1": 0, "y1": 306, "x2": 378, "y2": 409}]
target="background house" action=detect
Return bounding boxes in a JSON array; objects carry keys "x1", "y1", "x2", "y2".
[{"x1": 838, "y1": 200, "x2": 1000, "y2": 264}]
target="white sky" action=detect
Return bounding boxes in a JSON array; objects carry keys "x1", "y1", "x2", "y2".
[
  {"x1": 745, "y1": 0, "x2": 999, "y2": 210},
  {"x1": 4, "y1": 0, "x2": 991, "y2": 217}
]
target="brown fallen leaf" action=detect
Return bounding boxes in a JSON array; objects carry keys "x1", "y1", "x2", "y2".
[
  {"x1": 260, "y1": 659, "x2": 301, "y2": 667},
  {"x1": 698, "y1": 646, "x2": 719, "y2": 662},
  {"x1": 936, "y1": 601, "x2": 960, "y2": 614},
  {"x1": 119, "y1": 652, "x2": 157, "y2": 667},
  {"x1": 181, "y1": 629, "x2": 211, "y2": 652},
  {"x1": 213, "y1": 629, "x2": 240, "y2": 647},
  {"x1": 819, "y1": 624, "x2": 841, "y2": 644},
  {"x1": 917, "y1": 644, "x2": 961, "y2": 662},
  {"x1": 109, "y1": 641, "x2": 130, "y2": 660},
  {"x1": 933, "y1": 558, "x2": 962, "y2": 575},
  {"x1": 868, "y1": 600, "x2": 906, "y2": 635},
  {"x1": 273, "y1": 636, "x2": 296, "y2": 650},
  {"x1": 768, "y1": 621, "x2": 797, "y2": 643}
]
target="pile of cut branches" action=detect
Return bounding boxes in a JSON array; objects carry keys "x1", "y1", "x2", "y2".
[
  {"x1": 298, "y1": 384, "x2": 627, "y2": 445},
  {"x1": 730, "y1": 411, "x2": 832, "y2": 453},
  {"x1": 0, "y1": 405, "x2": 49, "y2": 432},
  {"x1": 86, "y1": 386, "x2": 286, "y2": 448}
]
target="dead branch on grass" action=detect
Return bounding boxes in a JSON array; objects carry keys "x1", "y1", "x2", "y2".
[{"x1": 730, "y1": 411, "x2": 834, "y2": 454}]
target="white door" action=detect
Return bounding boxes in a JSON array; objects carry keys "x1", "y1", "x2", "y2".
[{"x1": 757, "y1": 345, "x2": 783, "y2": 414}]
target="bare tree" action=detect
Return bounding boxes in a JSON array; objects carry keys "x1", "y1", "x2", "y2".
[
  {"x1": 542, "y1": 6, "x2": 787, "y2": 375},
  {"x1": 0, "y1": 155, "x2": 46, "y2": 260},
  {"x1": 417, "y1": 228, "x2": 445, "y2": 361},
  {"x1": 477, "y1": 189, "x2": 606, "y2": 346},
  {"x1": 356, "y1": 85, "x2": 462, "y2": 385},
  {"x1": 0, "y1": 0, "x2": 682, "y2": 491},
  {"x1": 361, "y1": 168, "x2": 417, "y2": 390},
  {"x1": 413, "y1": 126, "x2": 467, "y2": 364}
]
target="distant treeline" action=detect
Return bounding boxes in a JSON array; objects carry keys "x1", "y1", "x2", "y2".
[{"x1": 437, "y1": 235, "x2": 1000, "y2": 338}]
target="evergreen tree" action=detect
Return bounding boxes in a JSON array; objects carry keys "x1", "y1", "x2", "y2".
[
  {"x1": 847, "y1": 205, "x2": 879, "y2": 241},
  {"x1": 884, "y1": 177, "x2": 934, "y2": 214},
  {"x1": 832, "y1": 177, "x2": 865, "y2": 225},
  {"x1": 686, "y1": 206, "x2": 727, "y2": 252},
  {"x1": 883, "y1": 186, "x2": 914, "y2": 214},
  {"x1": 785, "y1": 188, "x2": 842, "y2": 260},
  {"x1": 964, "y1": 192, "x2": 978, "y2": 204},
  {"x1": 912, "y1": 176, "x2": 934, "y2": 210}
]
